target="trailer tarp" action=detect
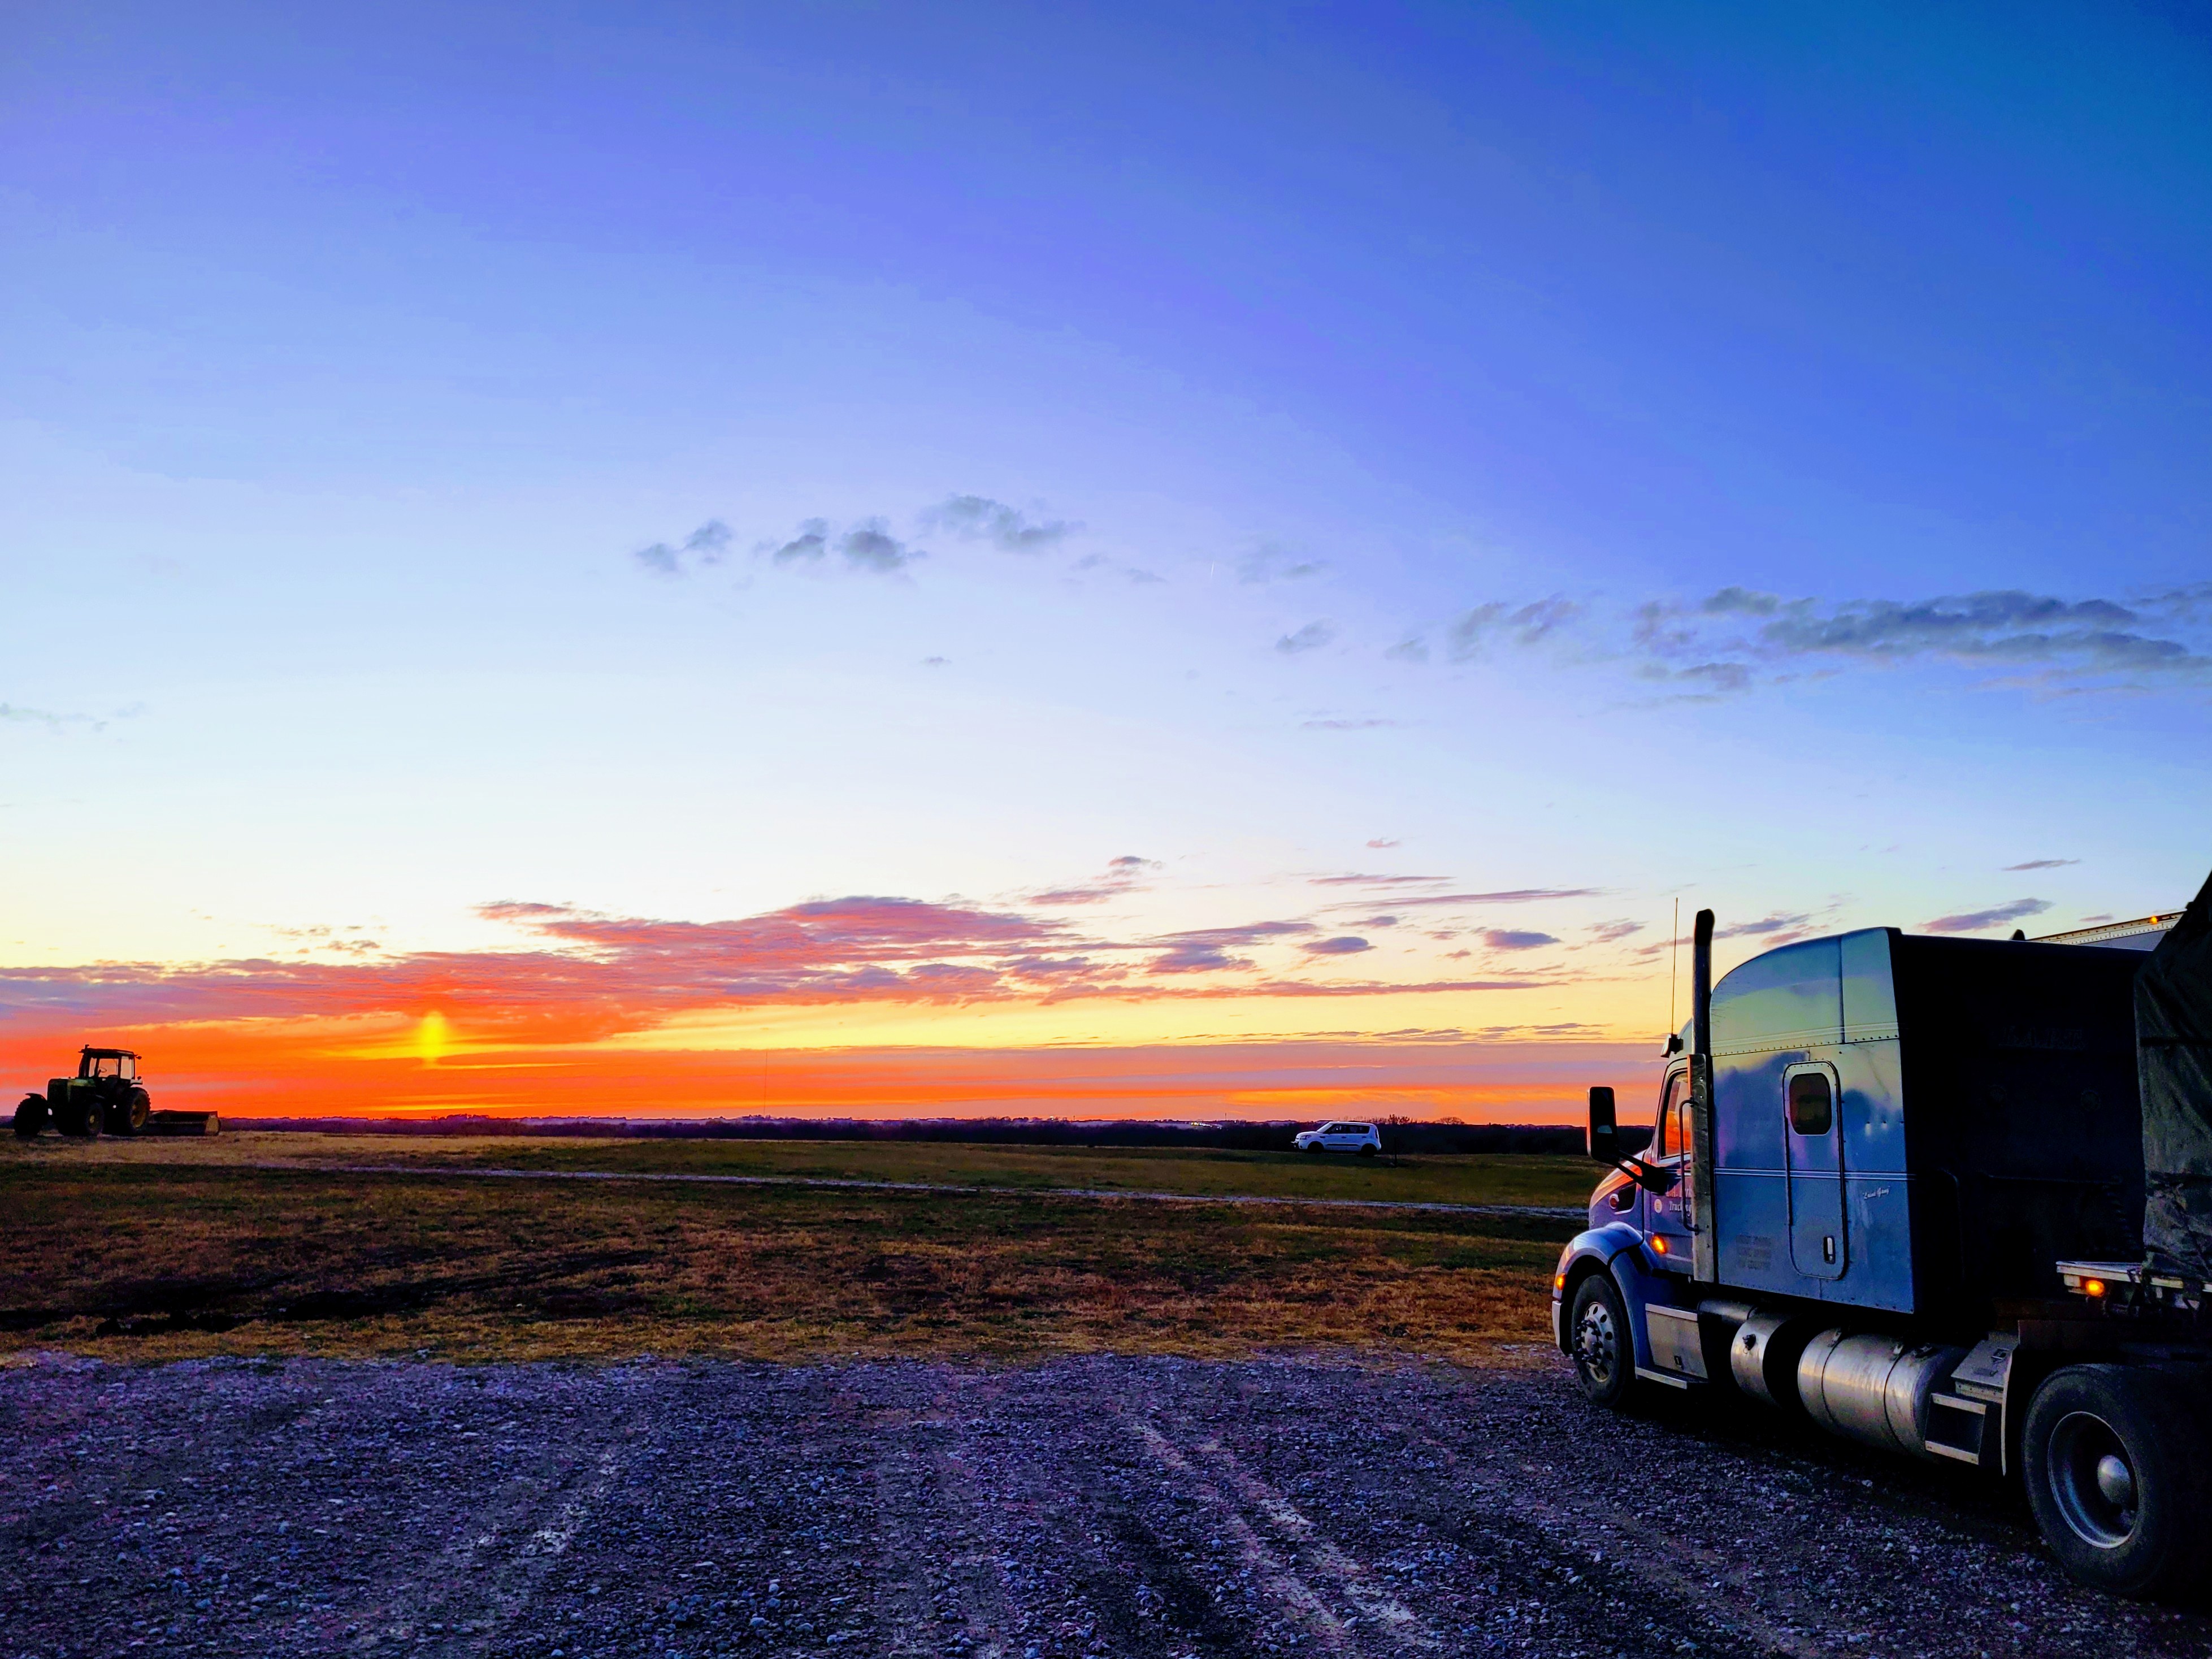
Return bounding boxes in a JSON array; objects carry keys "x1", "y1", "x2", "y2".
[{"x1": 2140, "y1": 867, "x2": 2212, "y2": 1279}]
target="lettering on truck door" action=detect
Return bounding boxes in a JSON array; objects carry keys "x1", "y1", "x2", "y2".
[{"x1": 1784, "y1": 1061, "x2": 1846, "y2": 1279}]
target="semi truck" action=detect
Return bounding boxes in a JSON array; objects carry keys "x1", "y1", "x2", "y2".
[{"x1": 1552, "y1": 875, "x2": 2212, "y2": 1599}]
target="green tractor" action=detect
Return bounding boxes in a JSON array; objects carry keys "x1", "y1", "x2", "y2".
[{"x1": 14, "y1": 1048, "x2": 153, "y2": 1139}]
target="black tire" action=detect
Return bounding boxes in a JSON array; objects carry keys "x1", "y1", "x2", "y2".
[
  {"x1": 12, "y1": 1095, "x2": 47, "y2": 1139},
  {"x1": 108, "y1": 1088, "x2": 150, "y2": 1136},
  {"x1": 1356, "y1": 1145, "x2": 1377, "y2": 1157},
  {"x1": 1305, "y1": 1142, "x2": 1325, "y2": 1155},
  {"x1": 1567, "y1": 1273, "x2": 1637, "y2": 1408},
  {"x1": 54, "y1": 1095, "x2": 101, "y2": 1140},
  {"x1": 2022, "y1": 1364, "x2": 2212, "y2": 1600}
]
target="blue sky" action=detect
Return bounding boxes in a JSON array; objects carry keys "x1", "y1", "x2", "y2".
[{"x1": 3, "y1": 2, "x2": 2209, "y2": 1110}]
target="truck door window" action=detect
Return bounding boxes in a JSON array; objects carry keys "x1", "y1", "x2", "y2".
[
  {"x1": 1655, "y1": 1071, "x2": 1689, "y2": 1159},
  {"x1": 1789, "y1": 1071, "x2": 1833, "y2": 1136}
]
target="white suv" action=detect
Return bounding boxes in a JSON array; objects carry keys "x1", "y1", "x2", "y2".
[{"x1": 1293, "y1": 1121, "x2": 1381, "y2": 1156}]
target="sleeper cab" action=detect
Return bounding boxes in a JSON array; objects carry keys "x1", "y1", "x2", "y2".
[{"x1": 1650, "y1": 928, "x2": 2141, "y2": 1319}]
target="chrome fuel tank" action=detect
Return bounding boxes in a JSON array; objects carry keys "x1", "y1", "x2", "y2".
[{"x1": 1795, "y1": 1330, "x2": 1966, "y2": 1459}]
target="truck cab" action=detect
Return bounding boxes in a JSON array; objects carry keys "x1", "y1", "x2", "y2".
[{"x1": 1552, "y1": 896, "x2": 2212, "y2": 1601}]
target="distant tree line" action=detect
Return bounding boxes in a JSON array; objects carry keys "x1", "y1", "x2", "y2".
[{"x1": 242, "y1": 1113, "x2": 1646, "y2": 1155}]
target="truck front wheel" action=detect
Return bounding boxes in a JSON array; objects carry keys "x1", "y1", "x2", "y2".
[
  {"x1": 2023, "y1": 1364, "x2": 2211, "y2": 1600},
  {"x1": 12, "y1": 1095, "x2": 47, "y2": 1138},
  {"x1": 1567, "y1": 1274, "x2": 1635, "y2": 1408}
]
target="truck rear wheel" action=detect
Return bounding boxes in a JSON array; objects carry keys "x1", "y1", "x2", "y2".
[
  {"x1": 12, "y1": 1095, "x2": 47, "y2": 1138},
  {"x1": 2023, "y1": 1364, "x2": 2212, "y2": 1600},
  {"x1": 1567, "y1": 1274, "x2": 1636, "y2": 1408}
]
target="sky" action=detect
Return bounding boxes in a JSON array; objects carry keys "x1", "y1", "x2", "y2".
[{"x1": 4, "y1": 2, "x2": 2210, "y2": 1121}]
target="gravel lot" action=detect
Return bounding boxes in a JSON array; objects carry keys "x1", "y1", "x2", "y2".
[{"x1": 5, "y1": 1352, "x2": 2209, "y2": 1659}]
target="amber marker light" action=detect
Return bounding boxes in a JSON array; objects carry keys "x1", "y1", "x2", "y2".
[
  {"x1": 1650, "y1": 1236, "x2": 1668, "y2": 1255},
  {"x1": 1553, "y1": 1274, "x2": 1566, "y2": 1292},
  {"x1": 2084, "y1": 1278, "x2": 2107, "y2": 1298}
]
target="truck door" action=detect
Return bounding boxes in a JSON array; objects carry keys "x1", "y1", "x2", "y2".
[
  {"x1": 1784, "y1": 1062, "x2": 1846, "y2": 1280},
  {"x1": 1647, "y1": 1067, "x2": 1695, "y2": 1260}
]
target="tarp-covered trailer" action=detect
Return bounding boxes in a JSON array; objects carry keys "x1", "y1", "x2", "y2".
[{"x1": 1553, "y1": 873, "x2": 2212, "y2": 1599}]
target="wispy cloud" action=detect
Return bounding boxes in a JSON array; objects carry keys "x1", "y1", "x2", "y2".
[
  {"x1": 1714, "y1": 911, "x2": 1817, "y2": 941},
  {"x1": 1376, "y1": 581, "x2": 2211, "y2": 700},
  {"x1": 1310, "y1": 874, "x2": 1454, "y2": 889},
  {"x1": 836, "y1": 519, "x2": 914, "y2": 573},
  {"x1": 2003, "y1": 857, "x2": 2079, "y2": 872},
  {"x1": 1302, "y1": 935, "x2": 1373, "y2": 956},
  {"x1": 1924, "y1": 897, "x2": 2052, "y2": 934},
  {"x1": 1029, "y1": 856, "x2": 1160, "y2": 907},
  {"x1": 1237, "y1": 546, "x2": 1324, "y2": 584},
  {"x1": 1634, "y1": 587, "x2": 2212, "y2": 695},
  {"x1": 1369, "y1": 887, "x2": 1602, "y2": 908},
  {"x1": 635, "y1": 519, "x2": 733, "y2": 575},
  {"x1": 1441, "y1": 597, "x2": 1581, "y2": 662},
  {"x1": 770, "y1": 521, "x2": 831, "y2": 565},
  {"x1": 1143, "y1": 920, "x2": 1316, "y2": 975},
  {"x1": 760, "y1": 517, "x2": 918, "y2": 573},
  {"x1": 1276, "y1": 621, "x2": 1335, "y2": 655},
  {"x1": 924, "y1": 495, "x2": 1077, "y2": 553},
  {"x1": 1586, "y1": 919, "x2": 1644, "y2": 942},
  {"x1": 1480, "y1": 929, "x2": 1559, "y2": 951}
]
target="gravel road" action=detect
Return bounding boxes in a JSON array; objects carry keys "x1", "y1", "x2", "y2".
[{"x1": 5, "y1": 1352, "x2": 2209, "y2": 1659}]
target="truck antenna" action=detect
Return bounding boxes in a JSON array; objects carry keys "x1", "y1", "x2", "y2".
[{"x1": 1669, "y1": 896, "x2": 1680, "y2": 1042}]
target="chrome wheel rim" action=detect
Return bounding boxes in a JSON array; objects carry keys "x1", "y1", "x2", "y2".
[
  {"x1": 2046, "y1": 1410, "x2": 2139, "y2": 1550},
  {"x1": 1572, "y1": 1297, "x2": 1618, "y2": 1387}
]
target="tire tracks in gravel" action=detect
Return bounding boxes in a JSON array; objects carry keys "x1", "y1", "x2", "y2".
[
  {"x1": 1400, "y1": 1415, "x2": 1823, "y2": 1659},
  {"x1": 861, "y1": 1381, "x2": 1022, "y2": 1659},
  {"x1": 1127, "y1": 1410, "x2": 1437, "y2": 1656},
  {"x1": 871, "y1": 1368, "x2": 1257, "y2": 1659},
  {"x1": 1164, "y1": 1359, "x2": 1798, "y2": 1659},
  {"x1": 343, "y1": 1388, "x2": 652, "y2": 1651}
]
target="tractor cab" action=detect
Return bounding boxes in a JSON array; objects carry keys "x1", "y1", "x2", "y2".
[{"x1": 79, "y1": 1049, "x2": 140, "y2": 1081}]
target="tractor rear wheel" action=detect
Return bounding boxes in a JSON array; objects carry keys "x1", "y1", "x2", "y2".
[
  {"x1": 12, "y1": 1095, "x2": 47, "y2": 1138},
  {"x1": 109, "y1": 1088, "x2": 151, "y2": 1136}
]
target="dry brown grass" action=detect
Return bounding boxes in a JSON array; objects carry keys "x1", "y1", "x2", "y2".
[
  {"x1": 25, "y1": 1128, "x2": 1602, "y2": 1207},
  {"x1": 0, "y1": 1159, "x2": 1574, "y2": 1366}
]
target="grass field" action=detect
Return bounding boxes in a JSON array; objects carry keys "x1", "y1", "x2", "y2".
[
  {"x1": 27, "y1": 1129, "x2": 1601, "y2": 1207},
  {"x1": 0, "y1": 1134, "x2": 1591, "y2": 1366}
]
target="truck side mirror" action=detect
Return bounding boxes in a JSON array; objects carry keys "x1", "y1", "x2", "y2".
[{"x1": 1588, "y1": 1086, "x2": 1618, "y2": 1165}]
